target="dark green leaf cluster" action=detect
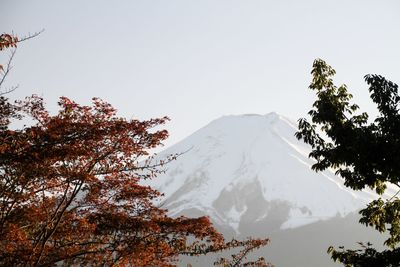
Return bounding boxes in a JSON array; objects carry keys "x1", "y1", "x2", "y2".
[
  {"x1": 360, "y1": 198, "x2": 400, "y2": 248},
  {"x1": 328, "y1": 244, "x2": 400, "y2": 267},
  {"x1": 297, "y1": 59, "x2": 400, "y2": 266}
]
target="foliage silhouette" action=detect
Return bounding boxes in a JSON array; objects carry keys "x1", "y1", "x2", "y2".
[{"x1": 297, "y1": 59, "x2": 400, "y2": 266}]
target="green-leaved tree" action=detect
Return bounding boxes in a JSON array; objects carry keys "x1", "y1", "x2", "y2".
[{"x1": 296, "y1": 59, "x2": 400, "y2": 267}]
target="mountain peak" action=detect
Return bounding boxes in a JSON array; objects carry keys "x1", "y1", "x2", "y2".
[
  {"x1": 206, "y1": 112, "x2": 293, "y2": 134},
  {"x1": 264, "y1": 111, "x2": 279, "y2": 117},
  {"x1": 148, "y1": 113, "x2": 378, "y2": 233},
  {"x1": 217, "y1": 111, "x2": 281, "y2": 120}
]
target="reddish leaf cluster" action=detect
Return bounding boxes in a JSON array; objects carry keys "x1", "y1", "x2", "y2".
[
  {"x1": 0, "y1": 95, "x2": 271, "y2": 266},
  {"x1": 0, "y1": 33, "x2": 18, "y2": 51}
]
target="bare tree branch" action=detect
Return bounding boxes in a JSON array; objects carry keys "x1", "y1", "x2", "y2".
[
  {"x1": 0, "y1": 48, "x2": 18, "y2": 95},
  {"x1": 0, "y1": 29, "x2": 43, "y2": 96},
  {"x1": 12, "y1": 29, "x2": 44, "y2": 44}
]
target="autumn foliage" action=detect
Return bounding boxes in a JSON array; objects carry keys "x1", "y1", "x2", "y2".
[
  {"x1": 0, "y1": 32, "x2": 271, "y2": 266},
  {"x1": 0, "y1": 33, "x2": 18, "y2": 50}
]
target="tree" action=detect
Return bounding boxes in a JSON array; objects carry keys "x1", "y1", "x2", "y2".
[
  {"x1": 296, "y1": 59, "x2": 400, "y2": 266},
  {"x1": 0, "y1": 33, "x2": 272, "y2": 266}
]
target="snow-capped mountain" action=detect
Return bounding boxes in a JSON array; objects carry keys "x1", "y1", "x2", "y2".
[{"x1": 147, "y1": 112, "x2": 386, "y2": 234}]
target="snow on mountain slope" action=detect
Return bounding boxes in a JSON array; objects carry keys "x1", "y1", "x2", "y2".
[{"x1": 146, "y1": 112, "x2": 386, "y2": 232}]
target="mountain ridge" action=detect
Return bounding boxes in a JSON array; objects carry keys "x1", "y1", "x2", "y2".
[{"x1": 147, "y1": 112, "x2": 385, "y2": 233}]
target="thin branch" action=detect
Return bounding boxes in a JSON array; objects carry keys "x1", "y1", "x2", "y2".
[
  {"x1": 0, "y1": 48, "x2": 17, "y2": 95},
  {"x1": 15, "y1": 29, "x2": 44, "y2": 44},
  {"x1": 388, "y1": 188, "x2": 400, "y2": 202},
  {"x1": 0, "y1": 29, "x2": 43, "y2": 95}
]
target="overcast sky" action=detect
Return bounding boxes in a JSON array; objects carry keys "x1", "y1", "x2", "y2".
[{"x1": 2, "y1": 0, "x2": 400, "y2": 148}]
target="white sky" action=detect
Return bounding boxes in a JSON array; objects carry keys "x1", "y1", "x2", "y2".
[{"x1": 2, "y1": 0, "x2": 400, "y2": 148}]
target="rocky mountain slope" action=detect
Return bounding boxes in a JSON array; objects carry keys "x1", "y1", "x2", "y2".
[
  {"x1": 145, "y1": 112, "x2": 393, "y2": 266},
  {"x1": 148, "y1": 113, "x2": 383, "y2": 230}
]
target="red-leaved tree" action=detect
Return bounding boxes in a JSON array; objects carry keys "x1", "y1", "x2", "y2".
[{"x1": 0, "y1": 32, "x2": 272, "y2": 266}]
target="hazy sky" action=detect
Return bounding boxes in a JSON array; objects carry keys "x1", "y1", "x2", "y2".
[{"x1": 2, "y1": 0, "x2": 400, "y2": 147}]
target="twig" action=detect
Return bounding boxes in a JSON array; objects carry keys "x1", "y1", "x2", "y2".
[
  {"x1": 0, "y1": 49, "x2": 17, "y2": 95},
  {"x1": 15, "y1": 29, "x2": 44, "y2": 44}
]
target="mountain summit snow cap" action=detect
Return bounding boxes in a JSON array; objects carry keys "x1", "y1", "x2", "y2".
[{"x1": 147, "y1": 113, "x2": 386, "y2": 233}]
